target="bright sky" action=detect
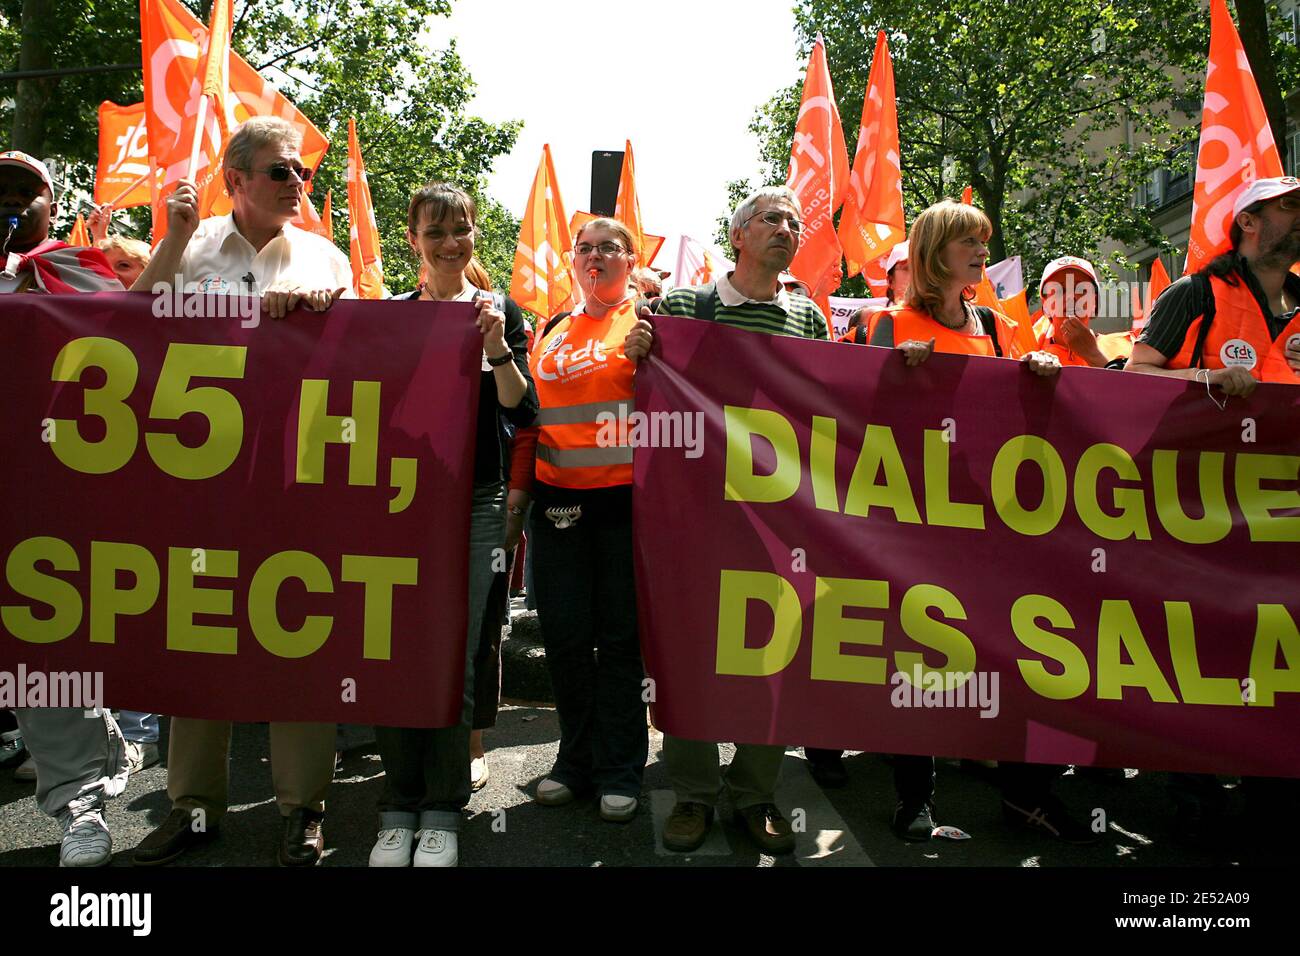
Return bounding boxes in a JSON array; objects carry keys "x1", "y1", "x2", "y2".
[{"x1": 424, "y1": 0, "x2": 804, "y2": 272}]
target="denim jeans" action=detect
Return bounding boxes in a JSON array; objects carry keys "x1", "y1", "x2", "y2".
[
  {"x1": 117, "y1": 711, "x2": 159, "y2": 744},
  {"x1": 375, "y1": 481, "x2": 505, "y2": 832},
  {"x1": 531, "y1": 496, "x2": 647, "y2": 798}
]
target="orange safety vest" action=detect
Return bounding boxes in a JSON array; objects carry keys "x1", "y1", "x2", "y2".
[
  {"x1": 1034, "y1": 325, "x2": 1134, "y2": 366},
  {"x1": 529, "y1": 300, "x2": 639, "y2": 489},
  {"x1": 1168, "y1": 274, "x2": 1300, "y2": 384},
  {"x1": 884, "y1": 304, "x2": 1025, "y2": 358}
]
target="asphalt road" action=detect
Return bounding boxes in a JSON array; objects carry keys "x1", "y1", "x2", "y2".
[{"x1": 0, "y1": 704, "x2": 1288, "y2": 868}]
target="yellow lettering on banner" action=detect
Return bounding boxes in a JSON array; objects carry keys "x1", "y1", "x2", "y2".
[
  {"x1": 1011, "y1": 594, "x2": 1089, "y2": 700},
  {"x1": 49, "y1": 336, "x2": 139, "y2": 475},
  {"x1": 894, "y1": 584, "x2": 976, "y2": 687},
  {"x1": 249, "y1": 551, "x2": 334, "y2": 658},
  {"x1": 1247, "y1": 604, "x2": 1300, "y2": 707},
  {"x1": 809, "y1": 577, "x2": 887, "y2": 684},
  {"x1": 88, "y1": 542, "x2": 160, "y2": 644},
  {"x1": 1096, "y1": 599, "x2": 1178, "y2": 703},
  {"x1": 1150, "y1": 451, "x2": 1232, "y2": 544},
  {"x1": 715, "y1": 570, "x2": 801, "y2": 676},
  {"x1": 166, "y1": 547, "x2": 238, "y2": 655},
  {"x1": 1164, "y1": 601, "x2": 1242, "y2": 706},
  {"x1": 2, "y1": 536, "x2": 82, "y2": 644},
  {"x1": 922, "y1": 430, "x2": 984, "y2": 530},
  {"x1": 1074, "y1": 443, "x2": 1152, "y2": 541},
  {"x1": 809, "y1": 416, "x2": 840, "y2": 512},
  {"x1": 296, "y1": 380, "x2": 381, "y2": 486},
  {"x1": 1235, "y1": 454, "x2": 1300, "y2": 542},
  {"x1": 991, "y1": 436, "x2": 1067, "y2": 536},
  {"x1": 340, "y1": 555, "x2": 419, "y2": 661},
  {"x1": 145, "y1": 343, "x2": 248, "y2": 480},
  {"x1": 843, "y1": 425, "x2": 921, "y2": 522},
  {"x1": 722, "y1": 406, "x2": 801, "y2": 503}
]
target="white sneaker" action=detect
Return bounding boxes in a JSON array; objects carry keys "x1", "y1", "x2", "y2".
[
  {"x1": 368, "y1": 827, "x2": 415, "y2": 867},
  {"x1": 59, "y1": 809, "x2": 111, "y2": 867},
  {"x1": 470, "y1": 756, "x2": 490, "y2": 792},
  {"x1": 124, "y1": 741, "x2": 160, "y2": 774},
  {"x1": 13, "y1": 756, "x2": 35, "y2": 782},
  {"x1": 600, "y1": 794, "x2": 638, "y2": 822},
  {"x1": 535, "y1": 778, "x2": 574, "y2": 806},
  {"x1": 412, "y1": 828, "x2": 458, "y2": 867}
]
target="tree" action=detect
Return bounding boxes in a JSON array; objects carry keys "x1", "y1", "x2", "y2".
[
  {"x1": 0, "y1": 0, "x2": 521, "y2": 292},
  {"x1": 741, "y1": 0, "x2": 1300, "y2": 289}
]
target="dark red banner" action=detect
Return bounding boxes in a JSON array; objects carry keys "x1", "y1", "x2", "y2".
[
  {"x1": 0, "y1": 293, "x2": 481, "y2": 727},
  {"x1": 634, "y1": 313, "x2": 1300, "y2": 778}
]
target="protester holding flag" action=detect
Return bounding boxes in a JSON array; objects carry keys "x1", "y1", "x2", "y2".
[
  {"x1": 522, "y1": 218, "x2": 648, "y2": 825},
  {"x1": 366, "y1": 182, "x2": 536, "y2": 868},
  {"x1": 1034, "y1": 256, "x2": 1130, "y2": 368},
  {"x1": 130, "y1": 117, "x2": 352, "y2": 318},
  {"x1": 627, "y1": 186, "x2": 828, "y2": 855},
  {"x1": 1126, "y1": 176, "x2": 1300, "y2": 389}
]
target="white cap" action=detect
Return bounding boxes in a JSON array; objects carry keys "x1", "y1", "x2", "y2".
[
  {"x1": 1039, "y1": 255, "x2": 1098, "y2": 292},
  {"x1": 1232, "y1": 175, "x2": 1300, "y2": 218},
  {"x1": 883, "y1": 240, "x2": 909, "y2": 273},
  {"x1": 0, "y1": 150, "x2": 54, "y2": 195}
]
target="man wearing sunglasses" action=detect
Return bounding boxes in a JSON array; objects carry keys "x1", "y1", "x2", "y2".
[
  {"x1": 1127, "y1": 175, "x2": 1300, "y2": 392},
  {"x1": 131, "y1": 116, "x2": 352, "y2": 320}
]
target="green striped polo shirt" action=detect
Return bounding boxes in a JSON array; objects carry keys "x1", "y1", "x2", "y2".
[{"x1": 655, "y1": 275, "x2": 829, "y2": 340}]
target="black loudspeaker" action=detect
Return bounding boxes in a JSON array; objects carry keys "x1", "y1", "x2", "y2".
[{"x1": 590, "y1": 150, "x2": 624, "y2": 216}]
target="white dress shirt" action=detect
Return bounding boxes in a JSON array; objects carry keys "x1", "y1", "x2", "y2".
[{"x1": 177, "y1": 213, "x2": 355, "y2": 297}]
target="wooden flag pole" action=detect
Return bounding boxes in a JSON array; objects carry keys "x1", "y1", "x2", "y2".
[
  {"x1": 187, "y1": 93, "x2": 210, "y2": 182},
  {"x1": 104, "y1": 169, "x2": 152, "y2": 208}
]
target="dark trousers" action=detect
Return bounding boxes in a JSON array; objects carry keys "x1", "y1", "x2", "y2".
[
  {"x1": 893, "y1": 754, "x2": 1063, "y2": 806},
  {"x1": 531, "y1": 500, "x2": 647, "y2": 798}
]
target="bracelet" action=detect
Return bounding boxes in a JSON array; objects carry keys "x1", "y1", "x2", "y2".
[
  {"x1": 1195, "y1": 367, "x2": 1227, "y2": 411},
  {"x1": 508, "y1": 504, "x2": 525, "y2": 517},
  {"x1": 486, "y1": 351, "x2": 513, "y2": 367}
]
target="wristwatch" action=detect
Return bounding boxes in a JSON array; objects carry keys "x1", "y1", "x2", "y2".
[{"x1": 486, "y1": 351, "x2": 513, "y2": 367}]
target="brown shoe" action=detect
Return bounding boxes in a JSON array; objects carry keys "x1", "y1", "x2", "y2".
[
  {"x1": 662, "y1": 801, "x2": 714, "y2": 852},
  {"x1": 736, "y1": 803, "x2": 795, "y2": 854},
  {"x1": 133, "y1": 807, "x2": 219, "y2": 866},
  {"x1": 279, "y1": 808, "x2": 324, "y2": 867}
]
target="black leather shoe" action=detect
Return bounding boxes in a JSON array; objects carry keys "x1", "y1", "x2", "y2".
[
  {"x1": 133, "y1": 807, "x2": 219, "y2": 866},
  {"x1": 892, "y1": 801, "x2": 936, "y2": 842},
  {"x1": 806, "y1": 751, "x2": 849, "y2": 789},
  {"x1": 279, "y1": 808, "x2": 324, "y2": 866}
]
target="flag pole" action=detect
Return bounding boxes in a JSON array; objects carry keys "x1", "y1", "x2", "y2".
[
  {"x1": 187, "y1": 93, "x2": 210, "y2": 182},
  {"x1": 104, "y1": 170, "x2": 152, "y2": 208}
]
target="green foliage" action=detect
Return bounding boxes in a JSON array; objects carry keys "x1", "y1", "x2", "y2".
[
  {"x1": 744, "y1": 0, "x2": 1250, "y2": 285},
  {"x1": 1, "y1": 0, "x2": 520, "y2": 292}
]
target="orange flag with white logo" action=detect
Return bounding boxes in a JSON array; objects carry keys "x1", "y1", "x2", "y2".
[
  {"x1": 347, "y1": 119, "x2": 384, "y2": 299},
  {"x1": 786, "y1": 36, "x2": 850, "y2": 303},
  {"x1": 67, "y1": 214, "x2": 90, "y2": 248},
  {"x1": 839, "y1": 31, "x2": 904, "y2": 283},
  {"x1": 614, "y1": 140, "x2": 652, "y2": 266},
  {"x1": 139, "y1": 0, "x2": 330, "y2": 239},
  {"x1": 1130, "y1": 257, "x2": 1171, "y2": 334},
  {"x1": 95, "y1": 102, "x2": 155, "y2": 208},
  {"x1": 510, "y1": 144, "x2": 576, "y2": 319},
  {"x1": 294, "y1": 187, "x2": 333, "y2": 241},
  {"x1": 1184, "y1": 0, "x2": 1284, "y2": 274}
]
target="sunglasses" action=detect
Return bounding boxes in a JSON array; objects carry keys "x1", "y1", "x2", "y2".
[{"x1": 245, "y1": 163, "x2": 313, "y2": 183}]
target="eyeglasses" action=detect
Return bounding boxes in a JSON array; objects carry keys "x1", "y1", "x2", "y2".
[
  {"x1": 744, "y1": 210, "x2": 804, "y2": 235},
  {"x1": 1247, "y1": 195, "x2": 1300, "y2": 214},
  {"x1": 245, "y1": 163, "x2": 313, "y2": 183},
  {"x1": 574, "y1": 241, "x2": 627, "y2": 257}
]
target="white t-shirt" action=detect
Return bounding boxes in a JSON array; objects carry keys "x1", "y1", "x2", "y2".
[{"x1": 176, "y1": 213, "x2": 355, "y2": 296}]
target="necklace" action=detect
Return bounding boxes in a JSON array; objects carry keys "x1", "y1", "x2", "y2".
[
  {"x1": 419, "y1": 280, "x2": 473, "y2": 302},
  {"x1": 937, "y1": 302, "x2": 971, "y2": 330}
]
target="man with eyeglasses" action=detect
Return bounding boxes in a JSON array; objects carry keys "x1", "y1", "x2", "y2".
[
  {"x1": 132, "y1": 116, "x2": 347, "y2": 869},
  {"x1": 1127, "y1": 175, "x2": 1300, "y2": 391},
  {"x1": 625, "y1": 185, "x2": 827, "y2": 856},
  {"x1": 130, "y1": 115, "x2": 352, "y2": 320}
]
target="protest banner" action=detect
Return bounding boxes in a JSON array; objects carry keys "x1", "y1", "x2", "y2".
[
  {"x1": 0, "y1": 295, "x2": 482, "y2": 727},
  {"x1": 827, "y1": 295, "x2": 885, "y2": 338},
  {"x1": 634, "y1": 314, "x2": 1300, "y2": 777}
]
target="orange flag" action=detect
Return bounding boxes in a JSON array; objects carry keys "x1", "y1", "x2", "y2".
[
  {"x1": 614, "y1": 140, "x2": 650, "y2": 266},
  {"x1": 140, "y1": 0, "x2": 330, "y2": 238},
  {"x1": 961, "y1": 185, "x2": 973, "y2": 205},
  {"x1": 1131, "y1": 257, "x2": 1171, "y2": 334},
  {"x1": 67, "y1": 213, "x2": 90, "y2": 248},
  {"x1": 347, "y1": 119, "x2": 384, "y2": 299},
  {"x1": 510, "y1": 144, "x2": 576, "y2": 319},
  {"x1": 321, "y1": 189, "x2": 333, "y2": 242},
  {"x1": 293, "y1": 188, "x2": 333, "y2": 241},
  {"x1": 839, "y1": 31, "x2": 905, "y2": 283},
  {"x1": 1185, "y1": 0, "x2": 1284, "y2": 274},
  {"x1": 95, "y1": 102, "x2": 154, "y2": 208},
  {"x1": 997, "y1": 288, "x2": 1041, "y2": 356},
  {"x1": 786, "y1": 36, "x2": 850, "y2": 303}
]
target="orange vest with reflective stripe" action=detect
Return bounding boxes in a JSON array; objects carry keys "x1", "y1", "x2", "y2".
[
  {"x1": 1034, "y1": 326, "x2": 1134, "y2": 366},
  {"x1": 885, "y1": 304, "x2": 1024, "y2": 358},
  {"x1": 1168, "y1": 275, "x2": 1300, "y2": 384},
  {"x1": 529, "y1": 300, "x2": 639, "y2": 489}
]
